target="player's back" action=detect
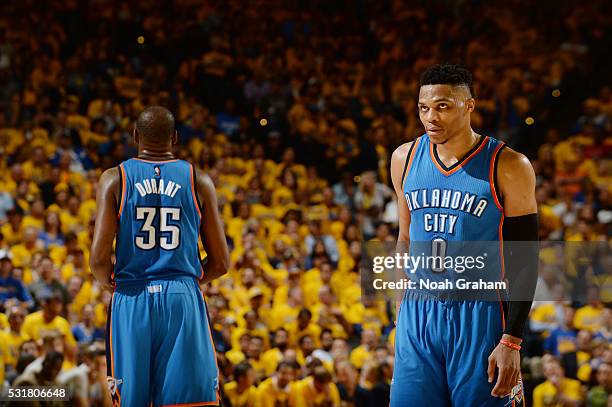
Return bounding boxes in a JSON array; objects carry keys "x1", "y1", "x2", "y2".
[{"x1": 114, "y1": 158, "x2": 202, "y2": 283}]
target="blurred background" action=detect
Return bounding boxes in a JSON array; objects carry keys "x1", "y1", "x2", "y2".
[{"x1": 0, "y1": 0, "x2": 610, "y2": 405}]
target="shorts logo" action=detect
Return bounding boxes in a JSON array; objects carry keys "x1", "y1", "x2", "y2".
[
  {"x1": 505, "y1": 379, "x2": 523, "y2": 406},
  {"x1": 107, "y1": 376, "x2": 123, "y2": 396},
  {"x1": 148, "y1": 285, "x2": 162, "y2": 293}
]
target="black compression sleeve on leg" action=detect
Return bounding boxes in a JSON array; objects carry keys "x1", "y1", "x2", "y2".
[{"x1": 502, "y1": 213, "x2": 539, "y2": 338}]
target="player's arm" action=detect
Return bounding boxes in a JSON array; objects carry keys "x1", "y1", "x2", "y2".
[
  {"x1": 390, "y1": 142, "x2": 413, "y2": 321},
  {"x1": 90, "y1": 168, "x2": 120, "y2": 291},
  {"x1": 498, "y1": 148, "x2": 539, "y2": 341},
  {"x1": 195, "y1": 168, "x2": 230, "y2": 284},
  {"x1": 488, "y1": 147, "x2": 538, "y2": 397}
]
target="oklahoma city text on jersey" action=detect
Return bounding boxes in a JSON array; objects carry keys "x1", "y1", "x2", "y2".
[
  {"x1": 372, "y1": 278, "x2": 507, "y2": 291},
  {"x1": 405, "y1": 188, "x2": 488, "y2": 234}
]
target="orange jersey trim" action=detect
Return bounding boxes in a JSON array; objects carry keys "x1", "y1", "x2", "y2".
[
  {"x1": 132, "y1": 158, "x2": 179, "y2": 164},
  {"x1": 401, "y1": 138, "x2": 422, "y2": 192},
  {"x1": 497, "y1": 211, "x2": 506, "y2": 331},
  {"x1": 109, "y1": 292, "x2": 122, "y2": 406},
  {"x1": 199, "y1": 287, "x2": 221, "y2": 405},
  {"x1": 190, "y1": 164, "x2": 203, "y2": 219},
  {"x1": 117, "y1": 164, "x2": 126, "y2": 219},
  {"x1": 489, "y1": 142, "x2": 505, "y2": 211},
  {"x1": 429, "y1": 136, "x2": 489, "y2": 176}
]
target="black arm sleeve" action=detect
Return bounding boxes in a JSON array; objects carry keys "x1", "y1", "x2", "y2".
[{"x1": 502, "y1": 213, "x2": 539, "y2": 338}]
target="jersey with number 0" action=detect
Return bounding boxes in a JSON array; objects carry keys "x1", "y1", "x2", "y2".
[
  {"x1": 402, "y1": 134, "x2": 505, "y2": 294},
  {"x1": 114, "y1": 158, "x2": 202, "y2": 283}
]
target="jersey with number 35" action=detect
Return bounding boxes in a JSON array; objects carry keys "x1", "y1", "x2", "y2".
[{"x1": 114, "y1": 158, "x2": 202, "y2": 283}]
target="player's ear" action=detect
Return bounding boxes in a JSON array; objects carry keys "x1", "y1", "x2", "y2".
[
  {"x1": 133, "y1": 127, "x2": 139, "y2": 145},
  {"x1": 172, "y1": 130, "x2": 178, "y2": 145},
  {"x1": 466, "y1": 98, "x2": 475, "y2": 113}
]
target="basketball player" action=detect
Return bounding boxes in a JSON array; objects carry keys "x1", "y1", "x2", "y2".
[
  {"x1": 90, "y1": 106, "x2": 230, "y2": 406},
  {"x1": 389, "y1": 65, "x2": 539, "y2": 406}
]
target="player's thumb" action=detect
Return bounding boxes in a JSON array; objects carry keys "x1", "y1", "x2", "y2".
[{"x1": 487, "y1": 355, "x2": 496, "y2": 383}]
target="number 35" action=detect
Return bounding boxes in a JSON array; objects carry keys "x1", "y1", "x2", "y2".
[{"x1": 135, "y1": 207, "x2": 181, "y2": 250}]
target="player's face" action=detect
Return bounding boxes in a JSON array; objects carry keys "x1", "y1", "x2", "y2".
[{"x1": 418, "y1": 85, "x2": 474, "y2": 144}]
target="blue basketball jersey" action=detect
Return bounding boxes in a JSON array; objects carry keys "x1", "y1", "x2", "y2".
[
  {"x1": 402, "y1": 134, "x2": 506, "y2": 295},
  {"x1": 392, "y1": 134, "x2": 526, "y2": 407},
  {"x1": 114, "y1": 158, "x2": 202, "y2": 283}
]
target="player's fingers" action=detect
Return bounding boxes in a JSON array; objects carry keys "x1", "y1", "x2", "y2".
[
  {"x1": 487, "y1": 355, "x2": 496, "y2": 383},
  {"x1": 491, "y1": 366, "x2": 510, "y2": 397},
  {"x1": 500, "y1": 366, "x2": 518, "y2": 396}
]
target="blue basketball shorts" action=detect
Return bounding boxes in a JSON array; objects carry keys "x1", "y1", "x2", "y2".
[
  {"x1": 390, "y1": 291, "x2": 525, "y2": 407},
  {"x1": 106, "y1": 276, "x2": 219, "y2": 406}
]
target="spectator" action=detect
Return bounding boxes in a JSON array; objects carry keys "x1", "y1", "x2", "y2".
[
  {"x1": 354, "y1": 171, "x2": 393, "y2": 239},
  {"x1": 532, "y1": 358, "x2": 584, "y2": 407},
  {"x1": 587, "y1": 362, "x2": 612, "y2": 407},
  {"x1": 544, "y1": 305, "x2": 579, "y2": 356},
  {"x1": 292, "y1": 365, "x2": 341, "y2": 407},
  {"x1": 28, "y1": 256, "x2": 68, "y2": 306},
  {"x1": 255, "y1": 360, "x2": 299, "y2": 406},
  {"x1": 304, "y1": 221, "x2": 340, "y2": 266},
  {"x1": 38, "y1": 211, "x2": 64, "y2": 249},
  {"x1": 0, "y1": 256, "x2": 32, "y2": 304},
  {"x1": 223, "y1": 362, "x2": 257, "y2": 407},
  {"x1": 71, "y1": 304, "x2": 104, "y2": 344}
]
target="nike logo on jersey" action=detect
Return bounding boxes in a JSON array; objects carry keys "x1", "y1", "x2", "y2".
[
  {"x1": 405, "y1": 188, "x2": 488, "y2": 217},
  {"x1": 135, "y1": 178, "x2": 182, "y2": 198}
]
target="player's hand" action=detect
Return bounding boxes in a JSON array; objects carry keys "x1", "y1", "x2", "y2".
[{"x1": 487, "y1": 336, "x2": 521, "y2": 397}]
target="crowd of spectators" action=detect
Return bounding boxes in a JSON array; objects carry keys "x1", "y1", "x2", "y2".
[{"x1": 0, "y1": 0, "x2": 610, "y2": 405}]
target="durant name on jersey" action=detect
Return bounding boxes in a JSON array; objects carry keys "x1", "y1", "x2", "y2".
[{"x1": 135, "y1": 178, "x2": 183, "y2": 198}]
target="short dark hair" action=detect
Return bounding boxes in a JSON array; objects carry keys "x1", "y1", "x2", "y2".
[
  {"x1": 298, "y1": 308, "x2": 312, "y2": 320},
  {"x1": 420, "y1": 64, "x2": 474, "y2": 97},
  {"x1": 233, "y1": 362, "x2": 252, "y2": 380},
  {"x1": 135, "y1": 106, "x2": 175, "y2": 143},
  {"x1": 312, "y1": 365, "x2": 332, "y2": 384}
]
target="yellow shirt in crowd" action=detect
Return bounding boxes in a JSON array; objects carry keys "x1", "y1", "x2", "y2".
[
  {"x1": 532, "y1": 378, "x2": 584, "y2": 407},
  {"x1": 21, "y1": 311, "x2": 77, "y2": 348}
]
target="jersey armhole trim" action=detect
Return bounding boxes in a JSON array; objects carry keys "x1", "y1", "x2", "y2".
[
  {"x1": 400, "y1": 138, "x2": 420, "y2": 191},
  {"x1": 490, "y1": 143, "x2": 506, "y2": 212},
  {"x1": 117, "y1": 164, "x2": 126, "y2": 219},
  {"x1": 190, "y1": 163, "x2": 203, "y2": 219}
]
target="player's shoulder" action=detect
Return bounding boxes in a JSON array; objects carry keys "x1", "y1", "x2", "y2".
[
  {"x1": 193, "y1": 166, "x2": 214, "y2": 189},
  {"x1": 497, "y1": 145, "x2": 534, "y2": 177},
  {"x1": 495, "y1": 145, "x2": 535, "y2": 196},
  {"x1": 391, "y1": 138, "x2": 419, "y2": 163},
  {"x1": 100, "y1": 166, "x2": 120, "y2": 181}
]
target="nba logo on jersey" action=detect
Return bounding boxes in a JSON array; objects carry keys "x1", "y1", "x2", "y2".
[{"x1": 154, "y1": 166, "x2": 161, "y2": 177}]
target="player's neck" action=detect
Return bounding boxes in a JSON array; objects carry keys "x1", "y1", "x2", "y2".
[
  {"x1": 137, "y1": 148, "x2": 175, "y2": 161},
  {"x1": 435, "y1": 129, "x2": 480, "y2": 160}
]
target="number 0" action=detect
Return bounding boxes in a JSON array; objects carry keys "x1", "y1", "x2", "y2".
[{"x1": 431, "y1": 238, "x2": 446, "y2": 272}]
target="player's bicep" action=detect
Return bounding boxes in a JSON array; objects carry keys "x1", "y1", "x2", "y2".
[
  {"x1": 396, "y1": 195, "x2": 411, "y2": 241},
  {"x1": 391, "y1": 143, "x2": 412, "y2": 241},
  {"x1": 196, "y1": 170, "x2": 230, "y2": 266},
  {"x1": 497, "y1": 149, "x2": 537, "y2": 217},
  {"x1": 91, "y1": 168, "x2": 119, "y2": 261}
]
